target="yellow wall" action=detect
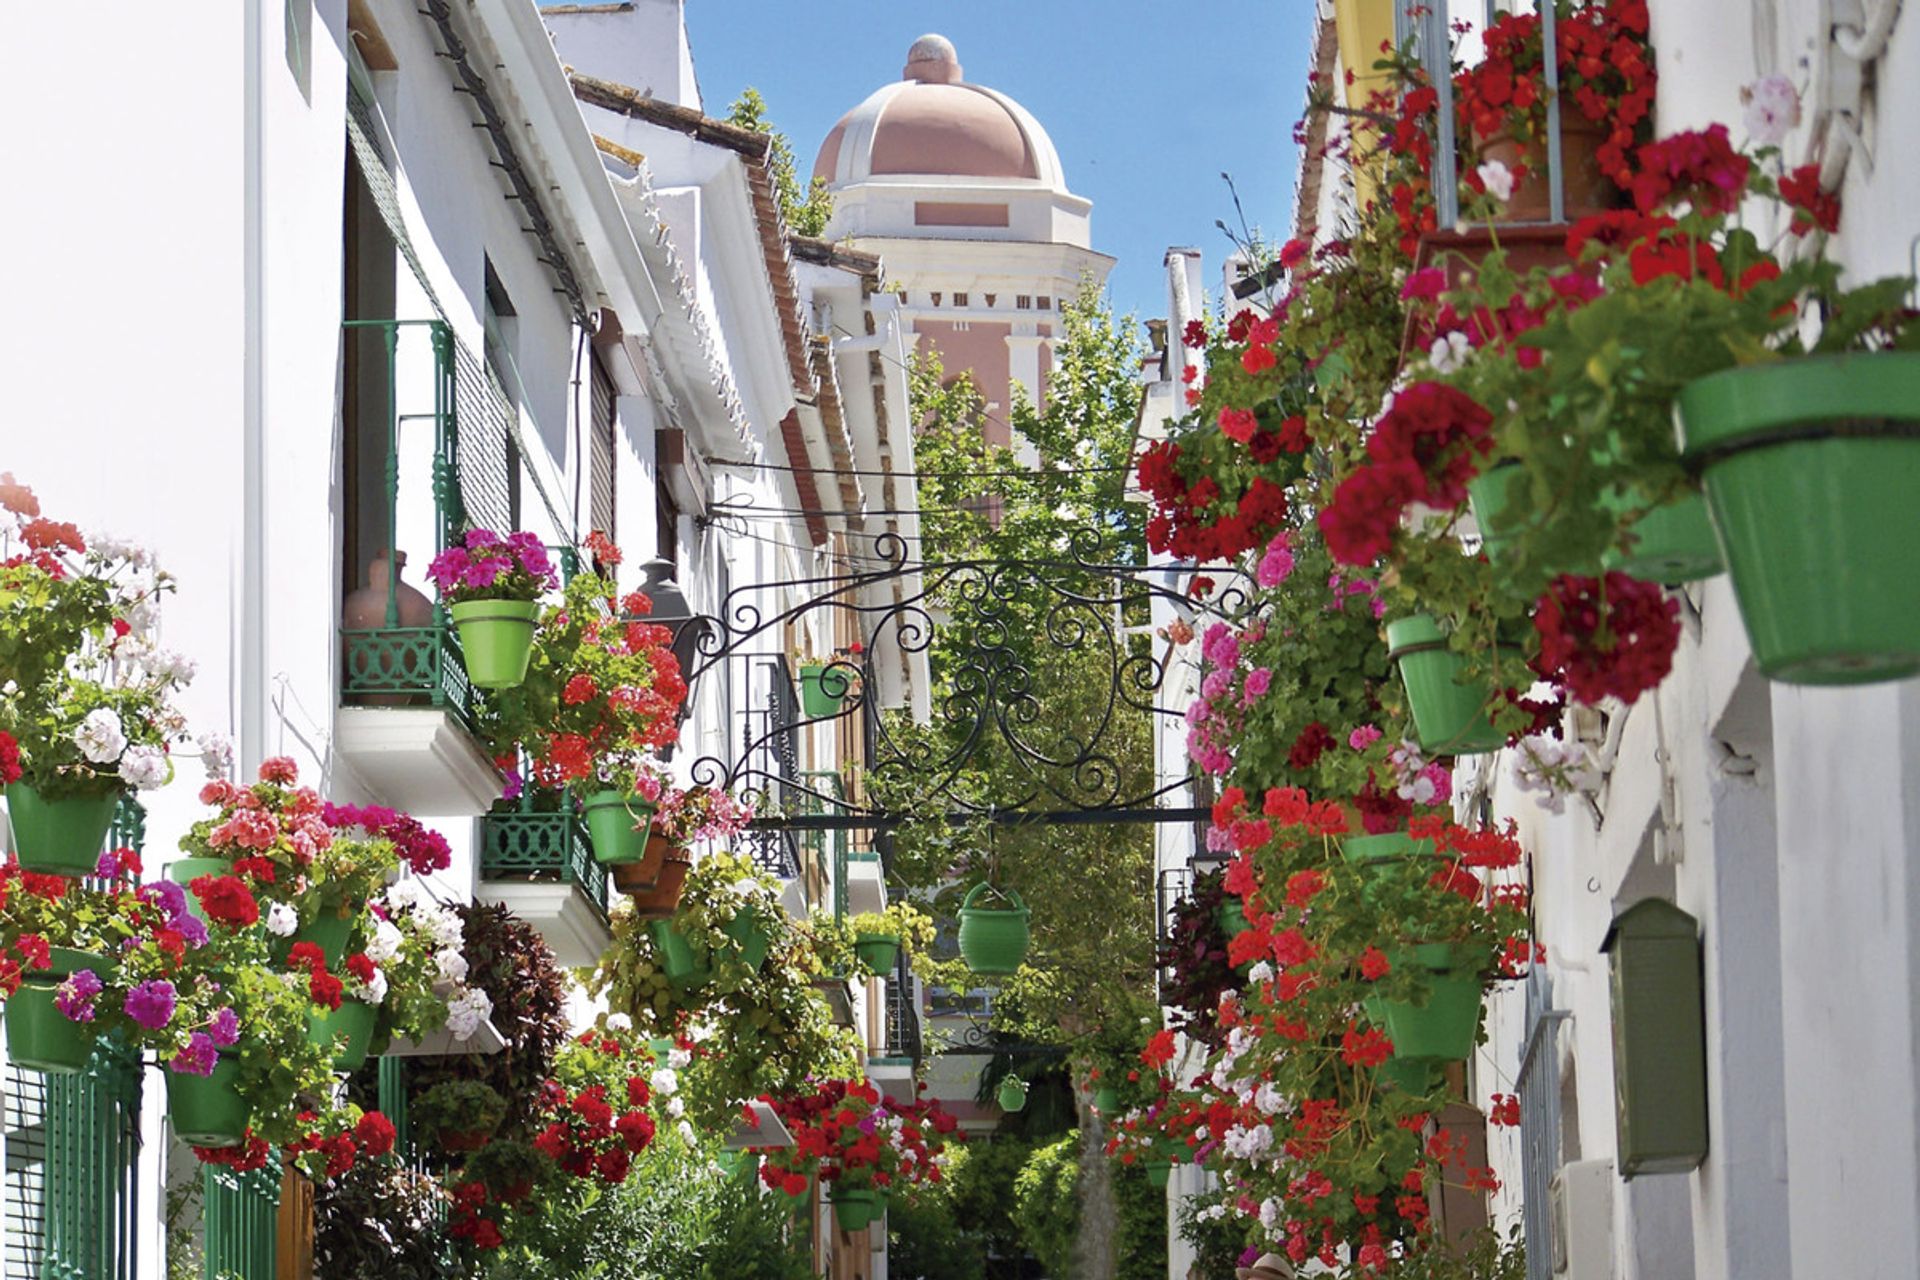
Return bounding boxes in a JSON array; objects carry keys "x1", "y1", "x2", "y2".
[{"x1": 1332, "y1": 0, "x2": 1401, "y2": 208}]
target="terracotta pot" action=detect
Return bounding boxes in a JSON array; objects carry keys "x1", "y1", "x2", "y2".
[
  {"x1": 619, "y1": 846, "x2": 692, "y2": 918},
  {"x1": 342, "y1": 552, "x2": 434, "y2": 630},
  {"x1": 1473, "y1": 119, "x2": 1620, "y2": 223}
]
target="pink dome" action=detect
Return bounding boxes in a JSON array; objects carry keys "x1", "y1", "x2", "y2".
[{"x1": 812, "y1": 36, "x2": 1067, "y2": 190}]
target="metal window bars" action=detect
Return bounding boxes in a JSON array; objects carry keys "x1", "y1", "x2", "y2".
[
  {"x1": 1517, "y1": 967, "x2": 1570, "y2": 1280},
  {"x1": 1397, "y1": 0, "x2": 1577, "y2": 229},
  {"x1": 736, "y1": 657, "x2": 803, "y2": 879}
]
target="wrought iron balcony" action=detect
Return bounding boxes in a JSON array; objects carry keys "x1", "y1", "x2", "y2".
[{"x1": 476, "y1": 794, "x2": 613, "y2": 969}]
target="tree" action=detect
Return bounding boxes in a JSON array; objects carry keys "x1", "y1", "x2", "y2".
[{"x1": 726, "y1": 88, "x2": 834, "y2": 237}]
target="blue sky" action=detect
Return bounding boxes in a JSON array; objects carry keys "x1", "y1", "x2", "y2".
[{"x1": 684, "y1": 2, "x2": 1314, "y2": 329}]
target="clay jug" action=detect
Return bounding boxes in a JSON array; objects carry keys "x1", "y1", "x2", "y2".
[
  {"x1": 342, "y1": 553, "x2": 435, "y2": 703},
  {"x1": 343, "y1": 552, "x2": 434, "y2": 630}
]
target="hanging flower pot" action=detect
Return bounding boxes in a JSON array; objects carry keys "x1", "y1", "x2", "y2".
[
  {"x1": 956, "y1": 883, "x2": 1030, "y2": 976},
  {"x1": 4, "y1": 784, "x2": 123, "y2": 876},
  {"x1": 650, "y1": 919, "x2": 711, "y2": 989},
  {"x1": 167, "y1": 1053, "x2": 249, "y2": 1148},
  {"x1": 1602, "y1": 488, "x2": 1724, "y2": 585},
  {"x1": 1677, "y1": 352, "x2": 1920, "y2": 684},
  {"x1": 830, "y1": 1186, "x2": 883, "y2": 1233},
  {"x1": 1215, "y1": 899, "x2": 1249, "y2": 941},
  {"x1": 1091, "y1": 1086, "x2": 1120, "y2": 1115},
  {"x1": 723, "y1": 907, "x2": 771, "y2": 971},
  {"x1": 448, "y1": 599, "x2": 542, "y2": 689},
  {"x1": 1366, "y1": 944, "x2": 1486, "y2": 1062},
  {"x1": 307, "y1": 998, "x2": 380, "y2": 1071},
  {"x1": 854, "y1": 931, "x2": 902, "y2": 977},
  {"x1": 618, "y1": 846, "x2": 692, "y2": 918},
  {"x1": 996, "y1": 1075, "x2": 1029, "y2": 1112},
  {"x1": 1145, "y1": 1158, "x2": 1173, "y2": 1189},
  {"x1": 1375, "y1": 1055, "x2": 1443, "y2": 1096},
  {"x1": 583, "y1": 790, "x2": 658, "y2": 867},
  {"x1": 798, "y1": 663, "x2": 851, "y2": 718},
  {"x1": 1466, "y1": 463, "x2": 1602, "y2": 576},
  {"x1": 1386, "y1": 615, "x2": 1511, "y2": 755},
  {"x1": 2, "y1": 948, "x2": 109, "y2": 1073},
  {"x1": 276, "y1": 907, "x2": 356, "y2": 970}
]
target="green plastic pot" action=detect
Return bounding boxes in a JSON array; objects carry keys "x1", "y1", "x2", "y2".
[
  {"x1": 1466, "y1": 463, "x2": 1605, "y2": 575},
  {"x1": 3, "y1": 949, "x2": 110, "y2": 1074},
  {"x1": 1602, "y1": 488, "x2": 1723, "y2": 584},
  {"x1": 1092, "y1": 1086, "x2": 1120, "y2": 1114},
  {"x1": 1215, "y1": 899, "x2": 1250, "y2": 939},
  {"x1": 724, "y1": 908, "x2": 771, "y2": 970},
  {"x1": 798, "y1": 662, "x2": 851, "y2": 718},
  {"x1": 1145, "y1": 1159, "x2": 1172, "y2": 1189},
  {"x1": 1368, "y1": 944, "x2": 1486, "y2": 1062},
  {"x1": 277, "y1": 910, "x2": 356, "y2": 969},
  {"x1": 956, "y1": 883, "x2": 1030, "y2": 975},
  {"x1": 583, "y1": 790, "x2": 657, "y2": 866},
  {"x1": 830, "y1": 1187, "x2": 882, "y2": 1232},
  {"x1": 1341, "y1": 831, "x2": 1438, "y2": 869},
  {"x1": 997, "y1": 1076, "x2": 1029, "y2": 1112},
  {"x1": 168, "y1": 1055, "x2": 249, "y2": 1148},
  {"x1": 5, "y1": 783, "x2": 122, "y2": 876},
  {"x1": 308, "y1": 998, "x2": 380, "y2": 1070},
  {"x1": 854, "y1": 932, "x2": 902, "y2": 977},
  {"x1": 651, "y1": 919, "x2": 711, "y2": 989},
  {"x1": 448, "y1": 598, "x2": 541, "y2": 689},
  {"x1": 1375, "y1": 1056, "x2": 1443, "y2": 1095},
  {"x1": 1386, "y1": 615, "x2": 1511, "y2": 755},
  {"x1": 1677, "y1": 352, "x2": 1920, "y2": 684}
]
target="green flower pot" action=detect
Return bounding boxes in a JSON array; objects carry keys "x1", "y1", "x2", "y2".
[
  {"x1": 1386, "y1": 615, "x2": 1511, "y2": 755},
  {"x1": 275, "y1": 910, "x2": 356, "y2": 969},
  {"x1": 1341, "y1": 831, "x2": 1438, "y2": 869},
  {"x1": 854, "y1": 932, "x2": 901, "y2": 977},
  {"x1": 956, "y1": 883, "x2": 1030, "y2": 976},
  {"x1": 798, "y1": 662, "x2": 851, "y2": 718},
  {"x1": 1145, "y1": 1159, "x2": 1172, "y2": 1189},
  {"x1": 1375, "y1": 1056, "x2": 1443, "y2": 1095},
  {"x1": 3, "y1": 949, "x2": 109, "y2": 1074},
  {"x1": 1367, "y1": 944, "x2": 1485, "y2": 1062},
  {"x1": 996, "y1": 1076, "x2": 1029, "y2": 1112},
  {"x1": 1092, "y1": 1086, "x2": 1120, "y2": 1114},
  {"x1": 1467, "y1": 463, "x2": 1606, "y2": 575},
  {"x1": 830, "y1": 1187, "x2": 882, "y2": 1232},
  {"x1": 448, "y1": 598, "x2": 541, "y2": 690},
  {"x1": 1602, "y1": 488, "x2": 1724, "y2": 585},
  {"x1": 166, "y1": 856, "x2": 235, "y2": 925},
  {"x1": 168, "y1": 1055, "x2": 249, "y2": 1148},
  {"x1": 5, "y1": 783, "x2": 122, "y2": 876},
  {"x1": 308, "y1": 998, "x2": 380, "y2": 1071},
  {"x1": 651, "y1": 920, "x2": 711, "y2": 989},
  {"x1": 1215, "y1": 899, "x2": 1250, "y2": 939},
  {"x1": 583, "y1": 790, "x2": 657, "y2": 866},
  {"x1": 1677, "y1": 352, "x2": 1920, "y2": 684},
  {"x1": 723, "y1": 908, "x2": 771, "y2": 971}
]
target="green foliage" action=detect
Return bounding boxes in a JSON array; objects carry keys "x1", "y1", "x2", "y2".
[
  {"x1": 888, "y1": 1145, "x2": 989, "y2": 1280},
  {"x1": 589, "y1": 852, "x2": 860, "y2": 1130},
  {"x1": 313, "y1": 1159, "x2": 461, "y2": 1280},
  {"x1": 413, "y1": 1080, "x2": 507, "y2": 1144},
  {"x1": 1176, "y1": 1193, "x2": 1246, "y2": 1279},
  {"x1": 727, "y1": 88, "x2": 833, "y2": 238},
  {"x1": 485, "y1": 1132, "x2": 814, "y2": 1280},
  {"x1": 1391, "y1": 1225, "x2": 1528, "y2": 1280},
  {"x1": 947, "y1": 1135, "x2": 1035, "y2": 1266},
  {"x1": 1111, "y1": 1160, "x2": 1171, "y2": 1280},
  {"x1": 1010, "y1": 1133, "x2": 1081, "y2": 1277}
]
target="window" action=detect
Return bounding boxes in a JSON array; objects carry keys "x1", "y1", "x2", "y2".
[
  {"x1": 285, "y1": 0, "x2": 312, "y2": 99},
  {"x1": 952, "y1": 292, "x2": 969, "y2": 308},
  {"x1": 1015, "y1": 295, "x2": 1031, "y2": 310},
  {"x1": 929, "y1": 292, "x2": 942, "y2": 307},
  {"x1": 588, "y1": 354, "x2": 616, "y2": 543},
  {"x1": 483, "y1": 259, "x2": 524, "y2": 527},
  {"x1": 1037, "y1": 295, "x2": 1052, "y2": 310},
  {"x1": 983, "y1": 293, "x2": 996, "y2": 307}
]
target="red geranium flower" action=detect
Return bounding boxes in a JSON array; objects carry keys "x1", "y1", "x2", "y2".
[{"x1": 189, "y1": 875, "x2": 261, "y2": 930}]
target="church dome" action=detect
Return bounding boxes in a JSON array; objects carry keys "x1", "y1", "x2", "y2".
[{"x1": 812, "y1": 35, "x2": 1069, "y2": 191}]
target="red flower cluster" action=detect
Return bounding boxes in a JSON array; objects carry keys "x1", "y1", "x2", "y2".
[
  {"x1": 760, "y1": 1077, "x2": 961, "y2": 1196},
  {"x1": 1319, "y1": 383, "x2": 1495, "y2": 565},
  {"x1": 1779, "y1": 163, "x2": 1841, "y2": 235},
  {"x1": 528, "y1": 1068, "x2": 659, "y2": 1187},
  {"x1": 286, "y1": 941, "x2": 345, "y2": 1011},
  {"x1": 284, "y1": 1109, "x2": 399, "y2": 1178},
  {"x1": 1139, "y1": 440, "x2": 1298, "y2": 562},
  {"x1": 1630, "y1": 125, "x2": 1751, "y2": 215},
  {"x1": 1533, "y1": 571, "x2": 1680, "y2": 705},
  {"x1": 0, "y1": 730, "x2": 19, "y2": 786},
  {"x1": 189, "y1": 874, "x2": 261, "y2": 930}
]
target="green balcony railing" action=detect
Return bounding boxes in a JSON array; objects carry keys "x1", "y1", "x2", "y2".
[
  {"x1": 480, "y1": 799, "x2": 612, "y2": 925},
  {"x1": 202, "y1": 1165, "x2": 279, "y2": 1280},
  {"x1": 42, "y1": 1041, "x2": 142, "y2": 1280}
]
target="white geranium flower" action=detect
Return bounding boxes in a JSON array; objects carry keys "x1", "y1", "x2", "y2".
[
  {"x1": 1743, "y1": 74, "x2": 1801, "y2": 147},
  {"x1": 383, "y1": 880, "x2": 425, "y2": 913},
  {"x1": 606, "y1": 1012, "x2": 633, "y2": 1033},
  {"x1": 676, "y1": 1120, "x2": 696, "y2": 1145},
  {"x1": 1428, "y1": 330, "x2": 1472, "y2": 375},
  {"x1": 1477, "y1": 158, "x2": 1515, "y2": 203},
  {"x1": 1245, "y1": 960, "x2": 1275, "y2": 987},
  {"x1": 445, "y1": 988, "x2": 494, "y2": 1041},
  {"x1": 265, "y1": 903, "x2": 300, "y2": 938},
  {"x1": 420, "y1": 905, "x2": 463, "y2": 950},
  {"x1": 74, "y1": 708, "x2": 127, "y2": 764},
  {"x1": 433, "y1": 948, "x2": 470, "y2": 984},
  {"x1": 666, "y1": 1096, "x2": 685, "y2": 1119},
  {"x1": 1258, "y1": 1197, "x2": 1284, "y2": 1230},
  {"x1": 668, "y1": 1047, "x2": 692, "y2": 1070},
  {"x1": 650, "y1": 1067, "x2": 679, "y2": 1095},
  {"x1": 353, "y1": 968, "x2": 389, "y2": 1006},
  {"x1": 195, "y1": 731, "x2": 234, "y2": 781},
  {"x1": 117, "y1": 745, "x2": 170, "y2": 791},
  {"x1": 366, "y1": 919, "x2": 404, "y2": 965},
  {"x1": 1253, "y1": 1083, "x2": 1286, "y2": 1116}
]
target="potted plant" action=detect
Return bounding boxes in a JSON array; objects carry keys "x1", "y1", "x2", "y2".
[
  {"x1": 475, "y1": 554, "x2": 687, "y2": 863},
  {"x1": 614, "y1": 784, "x2": 756, "y2": 909},
  {"x1": 0, "y1": 848, "x2": 147, "y2": 1071},
  {"x1": 847, "y1": 901, "x2": 935, "y2": 978},
  {"x1": 427, "y1": 528, "x2": 559, "y2": 690},
  {"x1": 0, "y1": 483, "x2": 192, "y2": 874},
  {"x1": 758, "y1": 1076, "x2": 961, "y2": 1232},
  {"x1": 795, "y1": 644, "x2": 863, "y2": 719},
  {"x1": 996, "y1": 1075, "x2": 1030, "y2": 1113}
]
